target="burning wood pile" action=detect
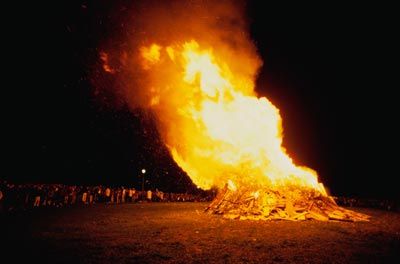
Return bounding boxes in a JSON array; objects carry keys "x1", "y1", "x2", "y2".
[
  {"x1": 107, "y1": 3, "x2": 373, "y2": 223},
  {"x1": 206, "y1": 181, "x2": 370, "y2": 222},
  {"x1": 135, "y1": 41, "x2": 371, "y2": 222}
]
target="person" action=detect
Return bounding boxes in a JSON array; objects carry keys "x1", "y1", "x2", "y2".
[
  {"x1": 0, "y1": 189, "x2": 4, "y2": 212},
  {"x1": 155, "y1": 189, "x2": 164, "y2": 202},
  {"x1": 71, "y1": 187, "x2": 77, "y2": 205},
  {"x1": 105, "y1": 187, "x2": 111, "y2": 203},
  {"x1": 61, "y1": 187, "x2": 69, "y2": 206},
  {"x1": 110, "y1": 190, "x2": 115, "y2": 203},
  {"x1": 33, "y1": 186, "x2": 41, "y2": 207},
  {"x1": 121, "y1": 188, "x2": 126, "y2": 203},
  {"x1": 82, "y1": 190, "x2": 87, "y2": 205},
  {"x1": 94, "y1": 186, "x2": 101, "y2": 203},
  {"x1": 116, "y1": 189, "x2": 121, "y2": 204},
  {"x1": 89, "y1": 190, "x2": 93, "y2": 205},
  {"x1": 24, "y1": 186, "x2": 31, "y2": 208},
  {"x1": 128, "y1": 188, "x2": 133, "y2": 203},
  {"x1": 64, "y1": 192, "x2": 69, "y2": 205},
  {"x1": 146, "y1": 190, "x2": 152, "y2": 201},
  {"x1": 133, "y1": 189, "x2": 139, "y2": 202}
]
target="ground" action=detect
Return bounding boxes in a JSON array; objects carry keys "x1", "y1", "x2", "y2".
[{"x1": 2, "y1": 203, "x2": 399, "y2": 263}]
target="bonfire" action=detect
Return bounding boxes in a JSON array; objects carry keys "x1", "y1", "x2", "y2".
[
  {"x1": 136, "y1": 41, "x2": 368, "y2": 222},
  {"x1": 206, "y1": 180, "x2": 369, "y2": 221},
  {"x1": 101, "y1": 3, "x2": 369, "y2": 222}
]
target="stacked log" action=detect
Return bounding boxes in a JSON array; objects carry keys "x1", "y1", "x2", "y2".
[{"x1": 205, "y1": 184, "x2": 370, "y2": 222}]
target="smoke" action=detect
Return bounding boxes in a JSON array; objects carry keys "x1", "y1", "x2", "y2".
[{"x1": 95, "y1": 0, "x2": 261, "y2": 109}]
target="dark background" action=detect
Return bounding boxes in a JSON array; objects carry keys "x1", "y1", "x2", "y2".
[{"x1": 3, "y1": 1, "x2": 397, "y2": 197}]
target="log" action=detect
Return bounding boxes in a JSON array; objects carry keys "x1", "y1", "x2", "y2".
[{"x1": 205, "y1": 184, "x2": 370, "y2": 222}]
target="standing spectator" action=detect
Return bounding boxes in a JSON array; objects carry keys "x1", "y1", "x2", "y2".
[
  {"x1": 116, "y1": 189, "x2": 121, "y2": 204},
  {"x1": 47, "y1": 187, "x2": 55, "y2": 206},
  {"x1": 33, "y1": 187, "x2": 41, "y2": 207},
  {"x1": 110, "y1": 190, "x2": 115, "y2": 203},
  {"x1": 94, "y1": 186, "x2": 101, "y2": 203},
  {"x1": 105, "y1": 187, "x2": 111, "y2": 203},
  {"x1": 24, "y1": 186, "x2": 31, "y2": 208},
  {"x1": 0, "y1": 189, "x2": 3, "y2": 212},
  {"x1": 89, "y1": 190, "x2": 93, "y2": 205},
  {"x1": 71, "y1": 187, "x2": 77, "y2": 205},
  {"x1": 133, "y1": 189, "x2": 139, "y2": 202},
  {"x1": 121, "y1": 188, "x2": 126, "y2": 203},
  {"x1": 82, "y1": 190, "x2": 88, "y2": 205},
  {"x1": 128, "y1": 188, "x2": 134, "y2": 203},
  {"x1": 64, "y1": 191, "x2": 69, "y2": 206},
  {"x1": 147, "y1": 190, "x2": 152, "y2": 201}
]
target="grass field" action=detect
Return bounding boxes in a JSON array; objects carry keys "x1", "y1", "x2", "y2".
[{"x1": 2, "y1": 202, "x2": 399, "y2": 263}]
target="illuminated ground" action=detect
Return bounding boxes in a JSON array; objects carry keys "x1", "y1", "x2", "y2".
[{"x1": 2, "y1": 203, "x2": 399, "y2": 263}]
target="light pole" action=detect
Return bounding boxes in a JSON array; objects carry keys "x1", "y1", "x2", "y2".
[{"x1": 141, "y1": 168, "x2": 146, "y2": 199}]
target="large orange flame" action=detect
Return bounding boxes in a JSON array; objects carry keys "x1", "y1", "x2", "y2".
[{"x1": 140, "y1": 40, "x2": 326, "y2": 195}]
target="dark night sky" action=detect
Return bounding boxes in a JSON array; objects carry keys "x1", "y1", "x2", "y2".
[{"x1": 3, "y1": 1, "x2": 397, "y2": 198}]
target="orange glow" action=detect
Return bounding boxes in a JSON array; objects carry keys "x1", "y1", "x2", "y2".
[
  {"x1": 140, "y1": 44, "x2": 161, "y2": 70},
  {"x1": 140, "y1": 40, "x2": 327, "y2": 196},
  {"x1": 100, "y1": 51, "x2": 115, "y2": 74}
]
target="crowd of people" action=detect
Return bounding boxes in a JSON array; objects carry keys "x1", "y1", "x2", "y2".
[
  {"x1": 0, "y1": 181, "x2": 213, "y2": 213},
  {"x1": 334, "y1": 196, "x2": 397, "y2": 211},
  {"x1": 1, "y1": 181, "x2": 397, "y2": 213}
]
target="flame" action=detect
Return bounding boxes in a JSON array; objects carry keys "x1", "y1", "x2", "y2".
[
  {"x1": 140, "y1": 44, "x2": 161, "y2": 70},
  {"x1": 252, "y1": 191, "x2": 259, "y2": 199},
  {"x1": 227, "y1": 179, "x2": 237, "y2": 192},
  {"x1": 139, "y1": 40, "x2": 326, "y2": 196}
]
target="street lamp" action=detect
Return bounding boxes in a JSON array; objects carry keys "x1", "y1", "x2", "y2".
[{"x1": 141, "y1": 168, "x2": 146, "y2": 199}]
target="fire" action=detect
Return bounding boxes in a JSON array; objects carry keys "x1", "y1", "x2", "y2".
[
  {"x1": 140, "y1": 44, "x2": 161, "y2": 70},
  {"x1": 96, "y1": 0, "x2": 369, "y2": 221},
  {"x1": 227, "y1": 179, "x2": 237, "y2": 192},
  {"x1": 140, "y1": 40, "x2": 326, "y2": 195}
]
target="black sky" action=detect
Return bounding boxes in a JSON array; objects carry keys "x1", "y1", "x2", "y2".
[{"x1": 3, "y1": 1, "x2": 397, "y2": 198}]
